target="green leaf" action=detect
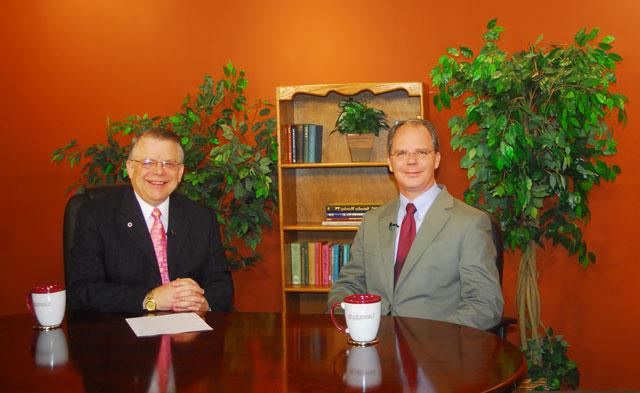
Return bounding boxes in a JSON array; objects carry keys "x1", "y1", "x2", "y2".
[
  {"x1": 574, "y1": 28, "x2": 586, "y2": 46},
  {"x1": 467, "y1": 166, "x2": 476, "y2": 179},
  {"x1": 460, "y1": 47, "x2": 474, "y2": 58},
  {"x1": 447, "y1": 47, "x2": 460, "y2": 57},
  {"x1": 535, "y1": 34, "x2": 544, "y2": 45},
  {"x1": 601, "y1": 35, "x2": 615, "y2": 44},
  {"x1": 608, "y1": 52, "x2": 623, "y2": 62},
  {"x1": 487, "y1": 18, "x2": 497, "y2": 29},
  {"x1": 237, "y1": 77, "x2": 248, "y2": 92}
]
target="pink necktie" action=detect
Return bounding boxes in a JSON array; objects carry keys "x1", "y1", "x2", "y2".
[
  {"x1": 154, "y1": 335, "x2": 172, "y2": 393},
  {"x1": 151, "y1": 208, "x2": 170, "y2": 284},
  {"x1": 394, "y1": 203, "x2": 416, "y2": 285}
]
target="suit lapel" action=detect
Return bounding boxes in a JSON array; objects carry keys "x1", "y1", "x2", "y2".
[
  {"x1": 116, "y1": 188, "x2": 159, "y2": 272},
  {"x1": 377, "y1": 199, "x2": 400, "y2": 297},
  {"x1": 395, "y1": 187, "x2": 454, "y2": 288},
  {"x1": 167, "y1": 196, "x2": 188, "y2": 279}
]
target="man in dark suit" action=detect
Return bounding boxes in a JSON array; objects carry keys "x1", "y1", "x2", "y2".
[
  {"x1": 68, "y1": 128, "x2": 233, "y2": 313},
  {"x1": 327, "y1": 119, "x2": 502, "y2": 330}
]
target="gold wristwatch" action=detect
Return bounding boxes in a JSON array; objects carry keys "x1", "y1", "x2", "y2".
[{"x1": 144, "y1": 293, "x2": 157, "y2": 312}]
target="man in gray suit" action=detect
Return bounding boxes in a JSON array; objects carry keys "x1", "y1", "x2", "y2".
[{"x1": 327, "y1": 119, "x2": 503, "y2": 330}]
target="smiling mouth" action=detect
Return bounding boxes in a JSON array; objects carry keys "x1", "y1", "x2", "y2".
[{"x1": 146, "y1": 179, "x2": 168, "y2": 186}]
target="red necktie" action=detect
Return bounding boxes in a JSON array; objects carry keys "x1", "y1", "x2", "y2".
[
  {"x1": 151, "y1": 208, "x2": 170, "y2": 284},
  {"x1": 394, "y1": 203, "x2": 416, "y2": 285}
]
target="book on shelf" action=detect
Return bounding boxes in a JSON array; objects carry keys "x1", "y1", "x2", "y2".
[
  {"x1": 283, "y1": 125, "x2": 293, "y2": 164},
  {"x1": 325, "y1": 204, "x2": 381, "y2": 213},
  {"x1": 308, "y1": 124, "x2": 323, "y2": 163},
  {"x1": 303, "y1": 124, "x2": 310, "y2": 163},
  {"x1": 286, "y1": 123, "x2": 324, "y2": 163},
  {"x1": 308, "y1": 242, "x2": 316, "y2": 285},
  {"x1": 321, "y1": 220, "x2": 362, "y2": 226},
  {"x1": 290, "y1": 243, "x2": 301, "y2": 285},
  {"x1": 301, "y1": 242, "x2": 309, "y2": 285},
  {"x1": 321, "y1": 242, "x2": 330, "y2": 286},
  {"x1": 289, "y1": 242, "x2": 350, "y2": 286},
  {"x1": 325, "y1": 212, "x2": 367, "y2": 218},
  {"x1": 331, "y1": 245, "x2": 339, "y2": 283},
  {"x1": 293, "y1": 124, "x2": 304, "y2": 163},
  {"x1": 317, "y1": 242, "x2": 325, "y2": 286}
]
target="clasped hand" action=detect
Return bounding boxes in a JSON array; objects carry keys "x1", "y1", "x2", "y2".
[{"x1": 153, "y1": 278, "x2": 209, "y2": 312}]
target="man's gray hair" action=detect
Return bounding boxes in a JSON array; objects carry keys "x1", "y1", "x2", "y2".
[
  {"x1": 387, "y1": 118, "x2": 440, "y2": 154},
  {"x1": 128, "y1": 127, "x2": 184, "y2": 162}
]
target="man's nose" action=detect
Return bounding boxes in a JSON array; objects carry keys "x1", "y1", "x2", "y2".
[{"x1": 153, "y1": 162, "x2": 166, "y2": 174}]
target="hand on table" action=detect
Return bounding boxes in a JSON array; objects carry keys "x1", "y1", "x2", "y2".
[{"x1": 152, "y1": 278, "x2": 209, "y2": 312}]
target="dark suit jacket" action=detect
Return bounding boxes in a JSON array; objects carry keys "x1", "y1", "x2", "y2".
[
  {"x1": 67, "y1": 186, "x2": 233, "y2": 312},
  {"x1": 327, "y1": 186, "x2": 503, "y2": 330}
]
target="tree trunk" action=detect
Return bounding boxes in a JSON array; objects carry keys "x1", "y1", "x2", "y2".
[{"x1": 517, "y1": 241, "x2": 542, "y2": 360}]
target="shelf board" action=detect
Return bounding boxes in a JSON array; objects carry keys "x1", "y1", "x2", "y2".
[
  {"x1": 277, "y1": 82, "x2": 424, "y2": 101},
  {"x1": 283, "y1": 223, "x2": 360, "y2": 231},
  {"x1": 281, "y1": 162, "x2": 388, "y2": 169},
  {"x1": 285, "y1": 285, "x2": 331, "y2": 293}
]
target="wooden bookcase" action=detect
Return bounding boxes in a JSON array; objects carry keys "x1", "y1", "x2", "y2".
[{"x1": 276, "y1": 82, "x2": 427, "y2": 313}]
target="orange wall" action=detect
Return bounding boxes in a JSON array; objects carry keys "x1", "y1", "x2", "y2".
[{"x1": 1, "y1": 1, "x2": 638, "y2": 389}]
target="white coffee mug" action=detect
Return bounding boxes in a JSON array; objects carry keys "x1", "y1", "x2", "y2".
[
  {"x1": 26, "y1": 284, "x2": 66, "y2": 329},
  {"x1": 330, "y1": 294, "x2": 381, "y2": 344},
  {"x1": 35, "y1": 329, "x2": 69, "y2": 368},
  {"x1": 344, "y1": 345, "x2": 382, "y2": 389}
]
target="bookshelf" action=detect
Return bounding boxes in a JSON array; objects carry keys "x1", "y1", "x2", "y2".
[{"x1": 276, "y1": 82, "x2": 427, "y2": 313}]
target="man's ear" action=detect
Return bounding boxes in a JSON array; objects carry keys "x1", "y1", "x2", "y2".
[{"x1": 125, "y1": 160, "x2": 134, "y2": 178}]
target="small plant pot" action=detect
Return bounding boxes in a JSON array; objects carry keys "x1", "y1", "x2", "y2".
[{"x1": 346, "y1": 134, "x2": 375, "y2": 162}]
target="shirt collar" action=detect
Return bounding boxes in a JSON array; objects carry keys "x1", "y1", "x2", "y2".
[
  {"x1": 399, "y1": 183, "x2": 441, "y2": 220},
  {"x1": 133, "y1": 192, "x2": 170, "y2": 231}
]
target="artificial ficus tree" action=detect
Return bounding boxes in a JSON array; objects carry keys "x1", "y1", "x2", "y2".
[{"x1": 431, "y1": 19, "x2": 627, "y2": 389}]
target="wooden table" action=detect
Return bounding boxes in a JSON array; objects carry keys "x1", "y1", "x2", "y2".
[{"x1": 0, "y1": 312, "x2": 525, "y2": 392}]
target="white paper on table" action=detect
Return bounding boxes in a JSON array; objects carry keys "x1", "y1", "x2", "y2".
[{"x1": 126, "y1": 312, "x2": 213, "y2": 337}]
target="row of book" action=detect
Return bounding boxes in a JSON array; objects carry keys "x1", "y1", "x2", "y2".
[
  {"x1": 282, "y1": 124, "x2": 324, "y2": 163},
  {"x1": 289, "y1": 242, "x2": 351, "y2": 286},
  {"x1": 320, "y1": 203, "x2": 380, "y2": 226}
]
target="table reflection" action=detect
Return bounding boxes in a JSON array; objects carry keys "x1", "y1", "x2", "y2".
[
  {"x1": 0, "y1": 312, "x2": 524, "y2": 393},
  {"x1": 34, "y1": 328, "x2": 69, "y2": 368},
  {"x1": 344, "y1": 345, "x2": 381, "y2": 390},
  {"x1": 66, "y1": 313, "x2": 224, "y2": 393}
]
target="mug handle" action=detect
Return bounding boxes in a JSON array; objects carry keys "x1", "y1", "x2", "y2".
[
  {"x1": 26, "y1": 292, "x2": 34, "y2": 316},
  {"x1": 330, "y1": 302, "x2": 349, "y2": 333}
]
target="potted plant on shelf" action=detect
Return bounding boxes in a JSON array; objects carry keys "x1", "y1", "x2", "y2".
[
  {"x1": 333, "y1": 98, "x2": 389, "y2": 162},
  {"x1": 430, "y1": 19, "x2": 627, "y2": 390},
  {"x1": 52, "y1": 61, "x2": 278, "y2": 269}
]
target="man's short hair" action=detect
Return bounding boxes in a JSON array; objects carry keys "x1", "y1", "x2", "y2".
[
  {"x1": 387, "y1": 118, "x2": 440, "y2": 154},
  {"x1": 129, "y1": 127, "x2": 184, "y2": 162}
]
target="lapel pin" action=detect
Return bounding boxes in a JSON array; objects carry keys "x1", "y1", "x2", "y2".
[{"x1": 127, "y1": 222, "x2": 133, "y2": 228}]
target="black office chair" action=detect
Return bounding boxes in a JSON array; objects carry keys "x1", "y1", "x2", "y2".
[
  {"x1": 62, "y1": 184, "x2": 129, "y2": 286},
  {"x1": 486, "y1": 214, "x2": 518, "y2": 338}
]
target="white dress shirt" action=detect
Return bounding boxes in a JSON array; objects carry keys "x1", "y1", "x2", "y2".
[{"x1": 134, "y1": 193, "x2": 170, "y2": 233}]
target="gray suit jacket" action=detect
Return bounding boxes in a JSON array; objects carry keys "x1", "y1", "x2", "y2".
[{"x1": 327, "y1": 186, "x2": 503, "y2": 330}]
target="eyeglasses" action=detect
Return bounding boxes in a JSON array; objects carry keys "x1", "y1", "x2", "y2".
[
  {"x1": 390, "y1": 149, "x2": 434, "y2": 161},
  {"x1": 129, "y1": 158, "x2": 183, "y2": 171}
]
